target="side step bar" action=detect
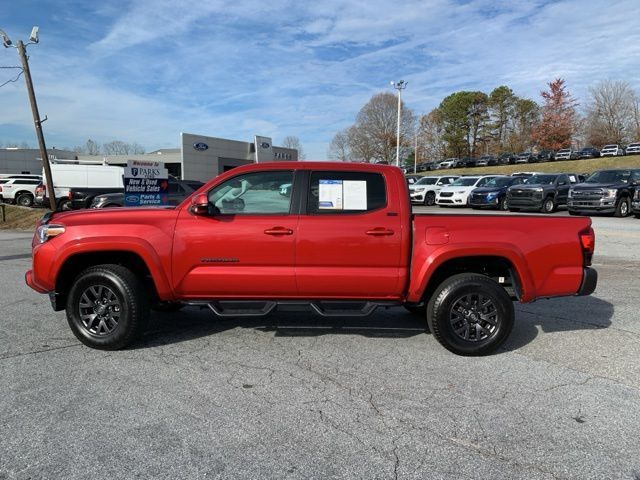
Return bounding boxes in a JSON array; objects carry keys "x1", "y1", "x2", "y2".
[{"x1": 184, "y1": 300, "x2": 400, "y2": 318}]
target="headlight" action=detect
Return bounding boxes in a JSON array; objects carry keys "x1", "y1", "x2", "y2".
[
  {"x1": 486, "y1": 192, "x2": 498, "y2": 198},
  {"x1": 603, "y1": 188, "x2": 617, "y2": 198},
  {"x1": 415, "y1": 187, "x2": 426, "y2": 192},
  {"x1": 454, "y1": 190, "x2": 466, "y2": 194},
  {"x1": 36, "y1": 224, "x2": 65, "y2": 244}
]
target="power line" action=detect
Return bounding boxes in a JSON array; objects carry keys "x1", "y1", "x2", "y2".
[{"x1": 0, "y1": 66, "x2": 24, "y2": 88}]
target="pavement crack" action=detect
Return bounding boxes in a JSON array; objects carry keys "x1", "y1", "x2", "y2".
[{"x1": 0, "y1": 343, "x2": 81, "y2": 360}]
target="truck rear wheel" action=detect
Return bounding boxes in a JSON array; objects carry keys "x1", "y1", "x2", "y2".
[
  {"x1": 426, "y1": 273, "x2": 514, "y2": 356},
  {"x1": 66, "y1": 264, "x2": 150, "y2": 350}
]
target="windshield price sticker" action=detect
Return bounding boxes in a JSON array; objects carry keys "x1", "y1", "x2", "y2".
[{"x1": 318, "y1": 179, "x2": 367, "y2": 210}]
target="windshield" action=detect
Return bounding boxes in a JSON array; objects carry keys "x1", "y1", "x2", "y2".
[
  {"x1": 415, "y1": 177, "x2": 437, "y2": 185},
  {"x1": 528, "y1": 174, "x2": 558, "y2": 185},
  {"x1": 586, "y1": 170, "x2": 631, "y2": 183},
  {"x1": 558, "y1": 149, "x2": 570, "y2": 153},
  {"x1": 629, "y1": 143, "x2": 640, "y2": 148},
  {"x1": 484, "y1": 177, "x2": 515, "y2": 187},
  {"x1": 602, "y1": 145, "x2": 617, "y2": 149},
  {"x1": 451, "y1": 177, "x2": 480, "y2": 187}
]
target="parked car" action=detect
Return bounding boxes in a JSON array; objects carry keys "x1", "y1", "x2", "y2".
[
  {"x1": 498, "y1": 153, "x2": 516, "y2": 165},
  {"x1": 0, "y1": 177, "x2": 42, "y2": 207},
  {"x1": 625, "y1": 142, "x2": 640, "y2": 155},
  {"x1": 438, "y1": 158, "x2": 456, "y2": 169},
  {"x1": 90, "y1": 178, "x2": 204, "y2": 209},
  {"x1": 26, "y1": 161, "x2": 598, "y2": 355},
  {"x1": 600, "y1": 144, "x2": 625, "y2": 157},
  {"x1": 468, "y1": 176, "x2": 526, "y2": 211},
  {"x1": 454, "y1": 158, "x2": 469, "y2": 168},
  {"x1": 568, "y1": 169, "x2": 640, "y2": 217},
  {"x1": 536, "y1": 150, "x2": 555, "y2": 162},
  {"x1": 436, "y1": 175, "x2": 498, "y2": 207},
  {"x1": 515, "y1": 152, "x2": 537, "y2": 164},
  {"x1": 578, "y1": 147, "x2": 600, "y2": 159},
  {"x1": 409, "y1": 175, "x2": 459, "y2": 205},
  {"x1": 507, "y1": 173, "x2": 583, "y2": 213},
  {"x1": 476, "y1": 156, "x2": 495, "y2": 167},
  {"x1": 555, "y1": 148, "x2": 578, "y2": 161},
  {"x1": 511, "y1": 172, "x2": 541, "y2": 179}
]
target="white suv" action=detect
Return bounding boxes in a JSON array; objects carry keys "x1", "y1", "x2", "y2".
[
  {"x1": 600, "y1": 144, "x2": 624, "y2": 157},
  {"x1": 0, "y1": 178, "x2": 42, "y2": 207},
  {"x1": 625, "y1": 142, "x2": 640, "y2": 155},
  {"x1": 409, "y1": 175, "x2": 459, "y2": 205}
]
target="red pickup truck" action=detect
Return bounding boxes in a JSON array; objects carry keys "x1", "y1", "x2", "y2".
[{"x1": 26, "y1": 162, "x2": 597, "y2": 355}]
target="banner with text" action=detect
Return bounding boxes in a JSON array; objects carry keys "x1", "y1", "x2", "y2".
[{"x1": 124, "y1": 160, "x2": 169, "y2": 207}]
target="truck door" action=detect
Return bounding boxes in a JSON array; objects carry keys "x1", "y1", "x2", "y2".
[
  {"x1": 295, "y1": 170, "x2": 405, "y2": 298},
  {"x1": 556, "y1": 174, "x2": 571, "y2": 204},
  {"x1": 172, "y1": 170, "x2": 298, "y2": 298}
]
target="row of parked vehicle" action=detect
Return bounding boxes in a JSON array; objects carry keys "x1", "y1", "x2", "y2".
[
  {"x1": 412, "y1": 143, "x2": 640, "y2": 172},
  {"x1": 407, "y1": 168, "x2": 640, "y2": 217}
]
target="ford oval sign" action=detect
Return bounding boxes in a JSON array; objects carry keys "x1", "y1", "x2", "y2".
[
  {"x1": 193, "y1": 142, "x2": 209, "y2": 151},
  {"x1": 261, "y1": 142, "x2": 270, "y2": 149}
]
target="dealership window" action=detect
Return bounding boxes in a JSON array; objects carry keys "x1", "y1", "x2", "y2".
[
  {"x1": 208, "y1": 170, "x2": 293, "y2": 215},
  {"x1": 307, "y1": 171, "x2": 386, "y2": 214}
]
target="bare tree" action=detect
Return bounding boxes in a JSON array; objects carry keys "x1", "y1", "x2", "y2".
[
  {"x1": 328, "y1": 129, "x2": 351, "y2": 161},
  {"x1": 352, "y1": 92, "x2": 415, "y2": 163},
  {"x1": 346, "y1": 125, "x2": 375, "y2": 162},
  {"x1": 418, "y1": 109, "x2": 447, "y2": 161},
  {"x1": 83, "y1": 139, "x2": 100, "y2": 155},
  {"x1": 130, "y1": 142, "x2": 146, "y2": 154},
  {"x1": 584, "y1": 80, "x2": 636, "y2": 147},
  {"x1": 282, "y1": 136, "x2": 305, "y2": 160}
]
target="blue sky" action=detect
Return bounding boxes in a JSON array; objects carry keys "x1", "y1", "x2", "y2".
[{"x1": 1, "y1": 0, "x2": 639, "y2": 158}]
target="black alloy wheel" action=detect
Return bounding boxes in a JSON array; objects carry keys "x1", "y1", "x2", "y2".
[
  {"x1": 427, "y1": 273, "x2": 514, "y2": 356},
  {"x1": 615, "y1": 197, "x2": 630, "y2": 217},
  {"x1": 425, "y1": 191, "x2": 436, "y2": 206},
  {"x1": 66, "y1": 264, "x2": 149, "y2": 350}
]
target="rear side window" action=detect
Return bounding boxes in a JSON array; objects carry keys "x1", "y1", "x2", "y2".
[{"x1": 307, "y1": 171, "x2": 386, "y2": 214}]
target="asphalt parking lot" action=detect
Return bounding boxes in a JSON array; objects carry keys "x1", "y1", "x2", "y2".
[{"x1": 1, "y1": 212, "x2": 639, "y2": 480}]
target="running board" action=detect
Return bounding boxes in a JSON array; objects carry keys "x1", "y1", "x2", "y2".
[{"x1": 184, "y1": 300, "x2": 400, "y2": 318}]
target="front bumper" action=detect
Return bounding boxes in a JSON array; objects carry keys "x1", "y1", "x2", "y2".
[
  {"x1": 436, "y1": 193, "x2": 468, "y2": 206},
  {"x1": 469, "y1": 195, "x2": 500, "y2": 207},
  {"x1": 576, "y1": 267, "x2": 597, "y2": 296},
  {"x1": 567, "y1": 198, "x2": 616, "y2": 213},
  {"x1": 410, "y1": 191, "x2": 426, "y2": 203},
  {"x1": 506, "y1": 196, "x2": 543, "y2": 210},
  {"x1": 632, "y1": 200, "x2": 640, "y2": 213}
]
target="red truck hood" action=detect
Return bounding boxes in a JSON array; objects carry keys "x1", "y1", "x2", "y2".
[{"x1": 43, "y1": 206, "x2": 179, "y2": 227}]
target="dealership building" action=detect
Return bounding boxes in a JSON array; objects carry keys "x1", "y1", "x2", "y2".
[{"x1": 0, "y1": 133, "x2": 298, "y2": 181}]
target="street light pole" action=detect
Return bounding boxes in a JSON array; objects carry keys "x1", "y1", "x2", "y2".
[
  {"x1": 391, "y1": 80, "x2": 407, "y2": 168},
  {"x1": 2, "y1": 27, "x2": 56, "y2": 211},
  {"x1": 414, "y1": 131, "x2": 418, "y2": 174}
]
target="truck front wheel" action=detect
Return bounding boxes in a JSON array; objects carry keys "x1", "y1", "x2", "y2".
[
  {"x1": 66, "y1": 264, "x2": 150, "y2": 350},
  {"x1": 427, "y1": 273, "x2": 514, "y2": 356}
]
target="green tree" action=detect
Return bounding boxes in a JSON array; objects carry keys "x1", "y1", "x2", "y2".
[
  {"x1": 438, "y1": 91, "x2": 489, "y2": 157},
  {"x1": 488, "y1": 86, "x2": 516, "y2": 151}
]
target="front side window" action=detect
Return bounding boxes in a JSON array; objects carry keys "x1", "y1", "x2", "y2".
[
  {"x1": 208, "y1": 170, "x2": 293, "y2": 214},
  {"x1": 307, "y1": 171, "x2": 386, "y2": 214}
]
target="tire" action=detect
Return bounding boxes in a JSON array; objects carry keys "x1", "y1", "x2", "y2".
[
  {"x1": 614, "y1": 197, "x2": 630, "y2": 217},
  {"x1": 542, "y1": 197, "x2": 555, "y2": 213},
  {"x1": 66, "y1": 264, "x2": 150, "y2": 350},
  {"x1": 58, "y1": 198, "x2": 72, "y2": 211},
  {"x1": 424, "y1": 191, "x2": 436, "y2": 206},
  {"x1": 498, "y1": 198, "x2": 508, "y2": 211},
  {"x1": 16, "y1": 193, "x2": 34, "y2": 207},
  {"x1": 426, "y1": 273, "x2": 514, "y2": 356}
]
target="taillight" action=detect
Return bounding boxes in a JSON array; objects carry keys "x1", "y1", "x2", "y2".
[
  {"x1": 580, "y1": 227, "x2": 595, "y2": 266},
  {"x1": 67, "y1": 191, "x2": 73, "y2": 200}
]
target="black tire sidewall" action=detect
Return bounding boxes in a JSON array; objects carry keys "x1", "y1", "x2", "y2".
[
  {"x1": 425, "y1": 191, "x2": 436, "y2": 206},
  {"x1": 17, "y1": 194, "x2": 33, "y2": 207},
  {"x1": 543, "y1": 197, "x2": 554, "y2": 213},
  {"x1": 66, "y1": 266, "x2": 148, "y2": 350},
  {"x1": 427, "y1": 274, "x2": 514, "y2": 356}
]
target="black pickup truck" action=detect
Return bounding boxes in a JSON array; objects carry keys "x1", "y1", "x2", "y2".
[
  {"x1": 507, "y1": 173, "x2": 583, "y2": 213},
  {"x1": 70, "y1": 178, "x2": 203, "y2": 209},
  {"x1": 568, "y1": 169, "x2": 640, "y2": 217}
]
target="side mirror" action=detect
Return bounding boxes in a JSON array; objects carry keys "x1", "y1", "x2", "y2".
[{"x1": 190, "y1": 193, "x2": 211, "y2": 216}]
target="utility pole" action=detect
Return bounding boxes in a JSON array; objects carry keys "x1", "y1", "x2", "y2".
[
  {"x1": 2, "y1": 27, "x2": 56, "y2": 210},
  {"x1": 391, "y1": 80, "x2": 407, "y2": 167},
  {"x1": 414, "y1": 131, "x2": 418, "y2": 174}
]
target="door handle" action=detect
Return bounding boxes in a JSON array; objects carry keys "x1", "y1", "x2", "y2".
[
  {"x1": 366, "y1": 228, "x2": 394, "y2": 236},
  {"x1": 264, "y1": 227, "x2": 294, "y2": 236}
]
